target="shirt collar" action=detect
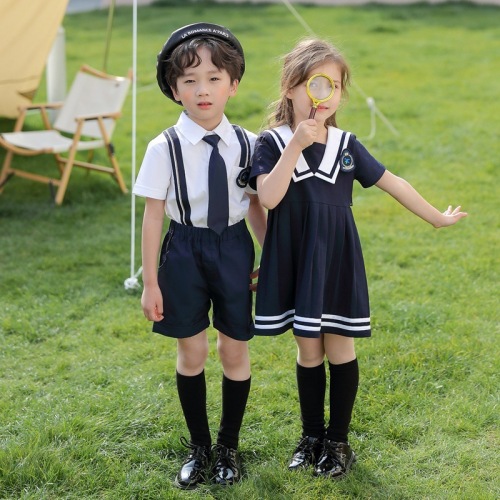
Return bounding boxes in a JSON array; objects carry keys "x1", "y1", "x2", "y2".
[{"x1": 175, "y1": 111, "x2": 233, "y2": 147}]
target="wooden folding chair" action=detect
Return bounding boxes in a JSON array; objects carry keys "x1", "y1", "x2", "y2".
[{"x1": 0, "y1": 65, "x2": 131, "y2": 205}]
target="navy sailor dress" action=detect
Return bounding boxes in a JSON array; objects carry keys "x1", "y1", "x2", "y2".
[{"x1": 249, "y1": 125, "x2": 386, "y2": 338}]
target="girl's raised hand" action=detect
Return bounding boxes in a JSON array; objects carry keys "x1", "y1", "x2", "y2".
[{"x1": 292, "y1": 119, "x2": 318, "y2": 150}]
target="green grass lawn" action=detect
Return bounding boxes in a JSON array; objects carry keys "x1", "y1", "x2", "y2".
[{"x1": 1, "y1": 2, "x2": 499, "y2": 498}]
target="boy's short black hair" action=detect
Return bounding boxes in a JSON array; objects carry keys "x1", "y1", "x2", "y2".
[{"x1": 157, "y1": 22, "x2": 245, "y2": 103}]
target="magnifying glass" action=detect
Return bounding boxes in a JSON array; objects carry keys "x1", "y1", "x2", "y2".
[{"x1": 306, "y1": 73, "x2": 335, "y2": 119}]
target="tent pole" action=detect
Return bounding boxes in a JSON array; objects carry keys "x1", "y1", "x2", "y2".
[{"x1": 125, "y1": 0, "x2": 141, "y2": 291}]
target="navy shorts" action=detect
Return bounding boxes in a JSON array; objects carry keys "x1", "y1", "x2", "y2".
[{"x1": 153, "y1": 219, "x2": 255, "y2": 340}]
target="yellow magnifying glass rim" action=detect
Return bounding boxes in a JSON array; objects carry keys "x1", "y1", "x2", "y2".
[{"x1": 306, "y1": 72, "x2": 335, "y2": 109}]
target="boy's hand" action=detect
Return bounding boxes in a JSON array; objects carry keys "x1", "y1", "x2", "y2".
[
  {"x1": 249, "y1": 267, "x2": 259, "y2": 292},
  {"x1": 141, "y1": 285, "x2": 164, "y2": 321}
]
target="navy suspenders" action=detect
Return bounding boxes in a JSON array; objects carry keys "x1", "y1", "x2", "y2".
[
  {"x1": 163, "y1": 125, "x2": 250, "y2": 226},
  {"x1": 163, "y1": 127, "x2": 192, "y2": 226},
  {"x1": 232, "y1": 125, "x2": 250, "y2": 170}
]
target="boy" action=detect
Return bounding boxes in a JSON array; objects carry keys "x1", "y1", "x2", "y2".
[{"x1": 133, "y1": 23, "x2": 266, "y2": 489}]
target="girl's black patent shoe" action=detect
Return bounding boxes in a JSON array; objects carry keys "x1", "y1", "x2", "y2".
[
  {"x1": 174, "y1": 437, "x2": 211, "y2": 489},
  {"x1": 288, "y1": 436, "x2": 323, "y2": 470}
]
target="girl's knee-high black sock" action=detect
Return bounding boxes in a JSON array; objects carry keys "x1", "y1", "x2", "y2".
[
  {"x1": 176, "y1": 370, "x2": 211, "y2": 447},
  {"x1": 326, "y1": 358, "x2": 359, "y2": 443},
  {"x1": 296, "y1": 362, "x2": 326, "y2": 438},
  {"x1": 217, "y1": 374, "x2": 251, "y2": 450}
]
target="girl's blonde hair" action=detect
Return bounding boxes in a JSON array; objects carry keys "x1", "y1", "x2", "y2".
[{"x1": 269, "y1": 38, "x2": 351, "y2": 129}]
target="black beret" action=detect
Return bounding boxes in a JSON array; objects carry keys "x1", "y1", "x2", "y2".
[{"x1": 156, "y1": 22, "x2": 245, "y2": 103}]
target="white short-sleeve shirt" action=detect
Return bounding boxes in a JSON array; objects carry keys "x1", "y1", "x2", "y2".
[{"x1": 133, "y1": 111, "x2": 257, "y2": 227}]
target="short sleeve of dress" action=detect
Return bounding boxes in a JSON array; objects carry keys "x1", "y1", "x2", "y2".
[
  {"x1": 249, "y1": 132, "x2": 282, "y2": 190},
  {"x1": 350, "y1": 136, "x2": 386, "y2": 188},
  {"x1": 243, "y1": 128, "x2": 258, "y2": 195}
]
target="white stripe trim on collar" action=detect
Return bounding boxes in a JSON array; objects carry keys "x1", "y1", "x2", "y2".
[{"x1": 269, "y1": 125, "x2": 351, "y2": 184}]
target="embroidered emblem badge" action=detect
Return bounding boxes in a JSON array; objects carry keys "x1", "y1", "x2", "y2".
[
  {"x1": 340, "y1": 149, "x2": 355, "y2": 172},
  {"x1": 236, "y1": 166, "x2": 250, "y2": 188}
]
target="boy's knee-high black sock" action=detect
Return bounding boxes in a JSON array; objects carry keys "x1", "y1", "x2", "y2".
[
  {"x1": 217, "y1": 374, "x2": 251, "y2": 450},
  {"x1": 296, "y1": 362, "x2": 326, "y2": 438},
  {"x1": 326, "y1": 358, "x2": 359, "y2": 443},
  {"x1": 176, "y1": 370, "x2": 211, "y2": 447}
]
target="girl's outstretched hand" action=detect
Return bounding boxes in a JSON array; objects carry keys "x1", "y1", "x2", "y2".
[{"x1": 440, "y1": 205, "x2": 468, "y2": 227}]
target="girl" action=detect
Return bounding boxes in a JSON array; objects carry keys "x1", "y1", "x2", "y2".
[{"x1": 249, "y1": 38, "x2": 467, "y2": 479}]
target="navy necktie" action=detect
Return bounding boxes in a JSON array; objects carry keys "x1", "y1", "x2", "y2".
[{"x1": 203, "y1": 134, "x2": 229, "y2": 235}]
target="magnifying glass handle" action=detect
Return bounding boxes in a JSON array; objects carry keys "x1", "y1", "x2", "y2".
[{"x1": 309, "y1": 107, "x2": 317, "y2": 119}]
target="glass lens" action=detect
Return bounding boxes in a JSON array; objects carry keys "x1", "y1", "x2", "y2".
[{"x1": 307, "y1": 75, "x2": 333, "y2": 100}]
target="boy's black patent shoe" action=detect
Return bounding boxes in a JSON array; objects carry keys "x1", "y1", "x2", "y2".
[
  {"x1": 174, "y1": 437, "x2": 211, "y2": 490},
  {"x1": 288, "y1": 436, "x2": 323, "y2": 471},
  {"x1": 314, "y1": 440, "x2": 356, "y2": 479},
  {"x1": 211, "y1": 444, "x2": 241, "y2": 486}
]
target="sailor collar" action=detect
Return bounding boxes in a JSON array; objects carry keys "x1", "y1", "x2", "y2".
[{"x1": 267, "y1": 125, "x2": 352, "y2": 184}]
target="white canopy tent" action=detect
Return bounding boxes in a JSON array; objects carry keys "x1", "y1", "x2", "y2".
[{"x1": 0, "y1": 0, "x2": 69, "y2": 119}]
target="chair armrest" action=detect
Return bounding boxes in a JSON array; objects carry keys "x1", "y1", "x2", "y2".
[
  {"x1": 75, "y1": 112, "x2": 122, "y2": 122},
  {"x1": 21, "y1": 102, "x2": 64, "y2": 111},
  {"x1": 10, "y1": 103, "x2": 64, "y2": 132}
]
